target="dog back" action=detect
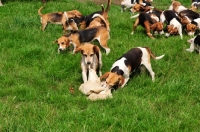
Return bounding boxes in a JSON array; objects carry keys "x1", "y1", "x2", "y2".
[{"x1": 115, "y1": 48, "x2": 143, "y2": 73}]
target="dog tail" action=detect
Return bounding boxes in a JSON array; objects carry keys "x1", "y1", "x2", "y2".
[
  {"x1": 130, "y1": 14, "x2": 139, "y2": 19},
  {"x1": 92, "y1": 14, "x2": 110, "y2": 31},
  {"x1": 105, "y1": 0, "x2": 111, "y2": 13},
  {"x1": 147, "y1": 47, "x2": 165, "y2": 60},
  {"x1": 38, "y1": 6, "x2": 44, "y2": 16},
  {"x1": 64, "y1": 12, "x2": 69, "y2": 20}
]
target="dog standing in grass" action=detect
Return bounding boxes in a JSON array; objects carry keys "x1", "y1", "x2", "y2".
[{"x1": 75, "y1": 43, "x2": 102, "y2": 83}]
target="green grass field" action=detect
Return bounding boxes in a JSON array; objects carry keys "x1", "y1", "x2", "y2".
[{"x1": 0, "y1": 0, "x2": 200, "y2": 131}]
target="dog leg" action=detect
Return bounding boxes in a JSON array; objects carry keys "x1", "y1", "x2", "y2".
[
  {"x1": 143, "y1": 62, "x2": 155, "y2": 81},
  {"x1": 144, "y1": 21, "x2": 154, "y2": 39},
  {"x1": 41, "y1": 21, "x2": 47, "y2": 31},
  {"x1": 186, "y1": 43, "x2": 195, "y2": 52},
  {"x1": 131, "y1": 18, "x2": 139, "y2": 35},
  {"x1": 98, "y1": 35, "x2": 110, "y2": 55},
  {"x1": 82, "y1": 70, "x2": 88, "y2": 83},
  {"x1": 121, "y1": 77, "x2": 129, "y2": 88}
]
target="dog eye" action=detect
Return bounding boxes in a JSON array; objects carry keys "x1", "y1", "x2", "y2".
[
  {"x1": 83, "y1": 54, "x2": 87, "y2": 57},
  {"x1": 90, "y1": 54, "x2": 94, "y2": 57},
  {"x1": 61, "y1": 42, "x2": 64, "y2": 45}
]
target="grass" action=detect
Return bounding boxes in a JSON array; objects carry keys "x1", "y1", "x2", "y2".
[{"x1": 0, "y1": 0, "x2": 200, "y2": 131}]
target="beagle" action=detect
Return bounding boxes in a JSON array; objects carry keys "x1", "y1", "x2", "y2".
[
  {"x1": 54, "y1": 25, "x2": 110, "y2": 54},
  {"x1": 38, "y1": 6, "x2": 82, "y2": 31},
  {"x1": 186, "y1": 34, "x2": 200, "y2": 54},
  {"x1": 75, "y1": 43, "x2": 102, "y2": 83},
  {"x1": 191, "y1": 0, "x2": 200, "y2": 11},
  {"x1": 87, "y1": 14, "x2": 110, "y2": 32},
  {"x1": 131, "y1": 12, "x2": 164, "y2": 39},
  {"x1": 69, "y1": 0, "x2": 111, "y2": 30},
  {"x1": 160, "y1": 10, "x2": 183, "y2": 39},
  {"x1": 185, "y1": 18, "x2": 200, "y2": 36},
  {"x1": 169, "y1": 0, "x2": 187, "y2": 14},
  {"x1": 121, "y1": 0, "x2": 153, "y2": 13},
  {"x1": 100, "y1": 47, "x2": 164, "y2": 89},
  {"x1": 130, "y1": 2, "x2": 153, "y2": 17}
]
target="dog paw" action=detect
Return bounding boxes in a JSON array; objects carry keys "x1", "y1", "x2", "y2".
[{"x1": 186, "y1": 49, "x2": 193, "y2": 52}]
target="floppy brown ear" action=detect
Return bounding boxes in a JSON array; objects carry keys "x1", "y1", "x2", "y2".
[
  {"x1": 93, "y1": 45, "x2": 100, "y2": 61},
  {"x1": 150, "y1": 23, "x2": 157, "y2": 31},
  {"x1": 100, "y1": 72, "x2": 110, "y2": 81},
  {"x1": 74, "y1": 46, "x2": 83, "y2": 54},
  {"x1": 118, "y1": 75, "x2": 125, "y2": 88}
]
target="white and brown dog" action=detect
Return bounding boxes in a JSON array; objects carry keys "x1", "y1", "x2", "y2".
[
  {"x1": 131, "y1": 12, "x2": 164, "y2": 39},
  {"x1": 160, "y1": 10, "x2": 183, "y2": 39},
  {"x1": 75, "y1": 43, "x2": 102, "y2": 83},
  {"x1": 54, "y1": 16, "x2": 110, "y2": 54},
  {"x1": 121, "y1": 0, "x2": 153, "y2": 13},
  {"x1": 186, "y1": 34, "x2": 200, "y2": 54},
  {"x1": 38, "y1": 6, "x2": 82, "y2": 31},
  {"x1": 191, "y1": 0, "x2": 200, "y2": 11},
  {"x1": 100, "y1": 47, "x2": 164, "y2": 89},
  {"x1": 169, "y1": 0, "x2": 188, "y2": 14}
]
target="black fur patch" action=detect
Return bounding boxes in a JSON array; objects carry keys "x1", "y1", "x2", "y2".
[
  {"x1": 78, "y1": 28, "x2": 98, "y2": 42},
  {"x1": 179, "y1": 10, "x2": 200, "y2": 20},
  {"x1": 194, "y1": 35, "x2": 200, "y2": 46},
  {"x1": 163, "y1": 10, "x2": 180, "y2": 24},
  {"x1": 111, "y1": 66, "x2": 124, "y2": 75},
  {"x1": 51, "y1": 13, "x2": 62, "y2": 22},
  {"x1": 139, "y1": 12, "x2": 154, "y2": 26}
]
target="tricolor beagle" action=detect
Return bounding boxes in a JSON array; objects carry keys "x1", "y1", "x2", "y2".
[
  {"x1": 131, "y1": 12, "x2": 164, "y2": 39},
  {"x1": 54, "y1": 24, "x2": 110, "y2": 54},
  {"x1": 160, "y1": 10, "x2": 183, "y2": 39},
  {"x1": 121, "y1": 0, "x2": 153, "y2": 13},
  {"x1": 169, "y1": 0, "x2": 187, "y2": 14},
  {"x1": 186, "y1": 34, "x2": 200, "y2": 54},
  {"x1": 75, "y1": 43, "x2": 102, "y2": 83},
  {"x1": 38, "y1": 6, "x2": 82, "y2": 31},
  {"x1": 100, "y1": 47, "x2": 164, "y2": 89},
  {"x1": 191, "y1": 0, "x2": 200, "y2": 11},
  {"x1": 69, "y1": 0, "x2": 111, "y2": 30}
]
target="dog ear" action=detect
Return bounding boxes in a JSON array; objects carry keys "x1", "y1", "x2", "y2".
[
  {"x1": 93, "y1": 45, "x2": 100, "y2": 61},
  {"x1": 150, "y1": 23, "x2": 157, "y2": 31},
  {"x1": 100, "y1": 72, "x2": 110, "y2": 81},
  {"x1": 118, "y1": 75, "x2": 125, "y2": 88}
]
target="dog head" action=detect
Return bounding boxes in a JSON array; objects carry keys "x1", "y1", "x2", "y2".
[
  {"x1": 65, "y1": 19, "x2": 79, "y2": 31},
  {"x1": 53, "y1": 35, "x2": 71, "y2": 53},
  {"x1": 130, "y1": 4, "x2": 152, "y2": 14},
  {"x1": 150, "y1": 22, "x2": 163, "y2": 32},
  {"x1": 74, "y1": 43, "x2": 100, "y2": 66},
  {"x1": 186, "y1": 23, "x2": 197, "y2": 36},
  {"x1": 100, "y1": 72, "x2": 125, "y2": 89},
  {"x1": 165, "y1": 25, "x2": 178, "y2": 37}
]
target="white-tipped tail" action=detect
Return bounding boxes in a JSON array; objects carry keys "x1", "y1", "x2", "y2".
[
  {"x1": 130, "y1": 14, "x2": 139, "y2": 19},
  {"x1": 64, "y1": 12, "x2": 68, "y2": 20},
  {"x1": 155, "y1": 54, "x2": 165, "y2": 60}
]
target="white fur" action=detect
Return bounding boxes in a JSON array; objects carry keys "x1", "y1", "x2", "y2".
[
  {"x1": 121, "y1": 0, "x2": 135, "y2": 13},
  {"x1": 79, "y1": 68, "x2": 113, "y2": 101},
  {"x1": 160, "y1": 12, "x2": 183, "y2": 39},
  {"x1": 186, "y1": 36, "x2": 200, "y2": 54},
  {"x1": 109, "y1": 47, "x2": 164, "y2": 88}
]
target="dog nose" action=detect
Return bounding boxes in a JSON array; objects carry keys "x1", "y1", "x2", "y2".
[{"x1": 87, "y1": 62, "x2": 91, "y2": 65}]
